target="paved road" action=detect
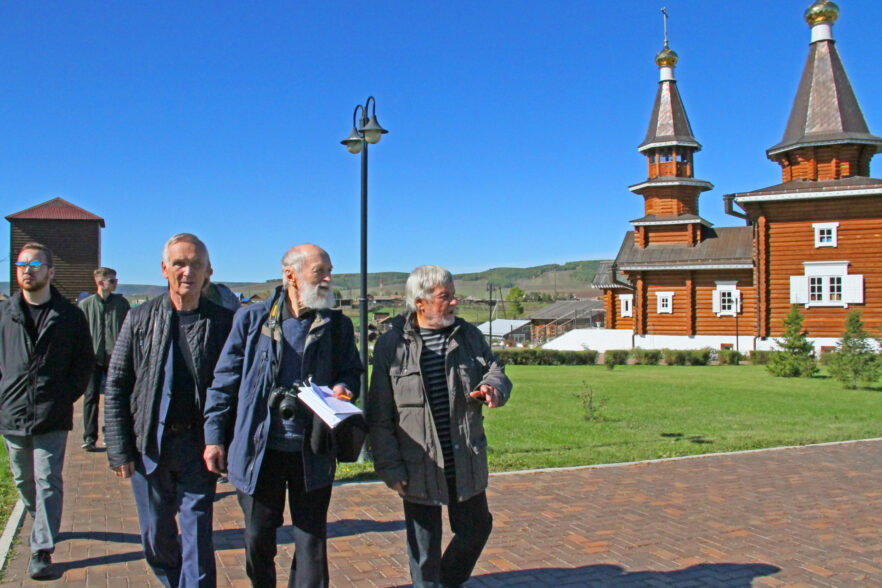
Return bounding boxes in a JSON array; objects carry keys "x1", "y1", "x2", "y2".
[{"x1": 2, "y1": 401, "x2": 881, "y2": 587}]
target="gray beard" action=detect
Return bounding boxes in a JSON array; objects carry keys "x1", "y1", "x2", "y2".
[{"x1": 301, "y1": 282, "x2": 336, "y2": 310}]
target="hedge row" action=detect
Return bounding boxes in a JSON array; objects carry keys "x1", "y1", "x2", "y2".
[
  {"x1": 495, "y1": 348, "x2": 598, "y2": 365},
  {"x1": 495, "y1": 347, "x2": 769, "y2": 366}
]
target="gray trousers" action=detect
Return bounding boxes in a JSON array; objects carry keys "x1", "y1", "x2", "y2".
[{"x1": 3, "y1": 431, "x2": 68, "y2": 554}]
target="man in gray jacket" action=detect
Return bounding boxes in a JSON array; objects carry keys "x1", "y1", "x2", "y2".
[
  {"x1": 366, "y1": 265, "x2": 512, "y2": 588},
  {"x1": 78, "y1": 267, "x2": 130, "y2": 451}
]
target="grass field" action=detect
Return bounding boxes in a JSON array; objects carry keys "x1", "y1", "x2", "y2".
[{"x1": 337, "y1": 364, "x2": 882, "y2": 479}]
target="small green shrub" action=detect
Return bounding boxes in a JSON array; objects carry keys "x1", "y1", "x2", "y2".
[
  {"x1": 663, "y1": 348, "x2": 689, "y2": 366},
  {"x1": 603, "y1": 349, "x2": 631, "y2": 370},
  {"x1": 766, "y1": 351, "x2": 817, "y2": 378},
  {"x1": 718, "y1": 349, "x2": 743, "y2": 365},
  {"x1": 495, "y1": 348, "x2": 598, "y2": 366},
  {"x1": 750, "y1": 350, "x2": 772, "y2": 365},
  {"x1": 687, "y1": 348, "x2": 712, "y2": 366},
  {"x1": 633, "y1": 348, "x2": 661, "y2": 365}
]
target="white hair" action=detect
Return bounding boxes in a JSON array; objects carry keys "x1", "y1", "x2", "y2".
[
  {"x1": 405, "y1": 265, "x2": 454, "y2": 315},
  {"x1": 162, "y1": 233, "x2": 209, "y2": 265}
]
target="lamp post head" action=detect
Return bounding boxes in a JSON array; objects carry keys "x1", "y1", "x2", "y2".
[
  {"x1": 361, "y1": 113, "x2": 388, "y2": 144},
  {"x1": 341, "y1": 127, "x2": 364, "y2": 154}
]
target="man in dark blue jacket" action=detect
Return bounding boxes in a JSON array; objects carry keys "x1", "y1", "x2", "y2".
[
  {"x1": 0, "y1": 243, "x2": 94, "y2": 579},
  {"x1": 204, "y1": 243, "x2": 362, "y2": 588},
  {"x1": 104, "y1": 234, "x2": 234, "y2": 588}
]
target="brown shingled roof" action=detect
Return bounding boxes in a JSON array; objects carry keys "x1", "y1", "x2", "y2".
[
  {"x1": 614, "y1": 226, "x2": 753, "y2": 270},
  {"x1": 6, "y1": 197, "x2": 105, "y2": 227}
]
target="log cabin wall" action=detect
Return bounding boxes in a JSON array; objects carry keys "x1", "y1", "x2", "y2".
[
  {"x1": 761, "y1": 196, "x2": 882, "y2": 337},
  {"x1": 693, "y1": 270, "x2": 756, "y2": 335},
  {"x1": 645, "y1": 223, "x2": 693, "y2": 246},
  {"x1": 613, "y1": 290, "x2": 634, "y2": 331},
  {"x1": 643, "y1": 190, "x2": 699, "y2": 216},
  {"x1": 643, "y1": 271, "x2": 690, "y2": 335}
]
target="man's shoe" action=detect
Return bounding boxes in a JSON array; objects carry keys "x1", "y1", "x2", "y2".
[
  {"x1": 81, "y1": 440, "x2": 96, "y2": 452},
  {"x1": 28, "y1": 550, "x2": 53, "y2": 579}
]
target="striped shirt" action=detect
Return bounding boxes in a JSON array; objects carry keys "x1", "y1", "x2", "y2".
[{"x1": 419, "y1": 327, "x2": 455, "y2": 479}]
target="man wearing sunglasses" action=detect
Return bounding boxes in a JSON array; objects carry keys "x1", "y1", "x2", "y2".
[
  {"x1": 0, "y1": 243, "x2": 94, "y2": 579},
  {"x1": 78, "y1": 267, "x2": 130, "y2": 452}
]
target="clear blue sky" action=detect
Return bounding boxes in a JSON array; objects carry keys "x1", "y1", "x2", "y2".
[{"x1": 2, "y1": 1, "x2": 881, "y2": 285}]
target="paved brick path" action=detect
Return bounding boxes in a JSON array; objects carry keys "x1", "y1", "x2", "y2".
[{"x1": 2, "y1": 400, "x2": 882, "y2": 586}]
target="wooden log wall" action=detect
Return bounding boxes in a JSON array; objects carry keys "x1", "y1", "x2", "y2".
[
  {"x1": 693, "y1": 270, "x2": 756, "y2": 335},
  {"x1": 762, "y1": 197, "x2": 882, "y2": 336},
  {"x1": 643, "y1": 188, "x2": 699, "y2": 216},
  {"x1": 645, "y1": 223, "x2": 693, "y2": 246}
]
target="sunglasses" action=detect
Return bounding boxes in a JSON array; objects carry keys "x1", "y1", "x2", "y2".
[{"x1": 15, "y1": 260, "x2": 44, "y2": 270}]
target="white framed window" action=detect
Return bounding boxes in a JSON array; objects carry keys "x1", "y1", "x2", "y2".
[
  {"x1": 619, "y1": 294, "x2": 633, "y2": 318},
  {"x1": 790, "y1": 261, "x2": 862, "y2": 307},
  {"x1": 813, "y1": 222, "x2": 839, "y2": 248},
  {"x1": 655, "y1": 291, "x2": 674, "y2": 314},
  {"x1": 712, "y1": 281, "x2": 741, "y2": 317}
]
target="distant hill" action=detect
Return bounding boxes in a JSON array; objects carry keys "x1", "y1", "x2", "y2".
[{"x1": 2, "y1": 260, "x2": 606, "y2": 300}]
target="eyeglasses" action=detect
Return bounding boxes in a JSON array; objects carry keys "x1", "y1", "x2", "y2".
[
  {"x1": 15, "y1": 260, "x2": 44, "y2": 270},
  {"x1": 107, "y1": 278, "x2": 118, "y2": 284}
]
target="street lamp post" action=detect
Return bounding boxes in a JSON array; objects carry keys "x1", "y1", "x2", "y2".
[{"x1": 341, "y1": 96, "x2": 388, "y2": 409}]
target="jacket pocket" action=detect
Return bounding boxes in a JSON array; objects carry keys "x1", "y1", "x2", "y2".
[
  {"x1": 469, "y1": 434, "x2": 489, "y2": 490},
  {"x1": 389, "y1": 367, "x2": 424, "y2": 407},
  {"x1": 400, "y1": 442, "x2": 428, "y2": 500}
]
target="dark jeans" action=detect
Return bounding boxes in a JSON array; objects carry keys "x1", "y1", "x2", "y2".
[
  {"x1": 83, "y1": 366, "x2": 106, "y2": 444},
  {"x1": 236, "y1": 450, "x2": 332, "y2": 588},
  {"x1": 130, "y1": 428, "x2": 217, "y2": 588},
  {"x1": 403, "y1": 478, "x2": 493, "y2": 588}
]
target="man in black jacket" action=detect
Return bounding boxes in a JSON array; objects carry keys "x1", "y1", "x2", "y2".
[
  {"x1": 0, "y1": 243, "x2": 94, "y2": 579},
  {"x1": 104, "y1": 234, "x2": 234, "y2": 588}
]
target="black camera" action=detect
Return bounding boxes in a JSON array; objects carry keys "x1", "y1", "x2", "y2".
[{"x1": 268, "y1": 385, "x2": 302, "y2": 420}]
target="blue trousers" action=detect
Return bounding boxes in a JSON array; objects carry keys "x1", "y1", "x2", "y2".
[
  {"x1": 131, "y1": 428, "x2": 217, "y2": 588},
  {"x1": 3, "y1": 431, "x2": 68, "y2": 554}
]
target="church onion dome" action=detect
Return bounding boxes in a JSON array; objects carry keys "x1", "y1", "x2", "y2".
[
  {"x1": 655, "y1": 45, "x2": 678, "y2": 67},
  {"x1": 767, "y1": 2, "x2": 882, "y2": 157},
  {"x1": 805, "y1": 0, "x2": 839, "y2": 26}
]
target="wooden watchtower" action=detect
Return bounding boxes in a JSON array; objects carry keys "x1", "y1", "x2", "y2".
[{"x1": 7, "y1": 198, "x2": 105, "y2": 301}]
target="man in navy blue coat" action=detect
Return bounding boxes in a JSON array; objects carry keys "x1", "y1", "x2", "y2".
[{"x1": 204, "y1": 243, "x2": 362, "y2": 588}]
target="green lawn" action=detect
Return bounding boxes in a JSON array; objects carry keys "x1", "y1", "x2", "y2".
[
  {"x1": 0, "y1": 442, "x2": 15, "y2": 535},
  {"x1": 338, "y1": 364, "x2": 882, "y2": 479}
]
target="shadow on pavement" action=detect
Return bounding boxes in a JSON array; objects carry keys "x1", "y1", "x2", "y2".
[
  {"x1": 54, "y1": 550, "x2": 145, "y2": 575},
  {"x1": 56, "y1": 531, "x2": 141, "y2": 544},
  {"x1": 458, "y1": 562, "x2": 781, "y2": 587}
]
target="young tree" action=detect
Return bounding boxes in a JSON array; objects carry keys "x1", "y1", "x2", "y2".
[
  {"x1": 767, "y1": 305, "x2": 817, "y2": 377},
  {"x1": 506, "y1": 286, "x2": 525, "y2": 317},
  {"x1": 827, "y1": 310, "x2": 880, "y2": 389}
]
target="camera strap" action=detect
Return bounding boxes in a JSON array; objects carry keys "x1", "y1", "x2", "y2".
[{"x1": 262, "y1": 288, "x2": 286, "y2": 387}]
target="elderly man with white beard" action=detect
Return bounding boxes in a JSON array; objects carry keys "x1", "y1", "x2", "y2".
[{"x1": 203, "y1": 243, "x2": 362, "y2": 588}]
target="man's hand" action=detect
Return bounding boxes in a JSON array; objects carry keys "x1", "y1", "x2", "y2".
[
  {"x1": 390, "y1": 480, "x2": 408, "y2": 497},
  {"x1": 469, "y1": 384, "x2": 502, "y2": 408},
  {"x1": 114, "y1": 462, "x2": 135, "y2": 479},
  {"x1": 331, "y1": 384, "x2": 353, "y2": 402},
  {"x1": 204, "y1": 444, "x2": 227, "y2": 475}
]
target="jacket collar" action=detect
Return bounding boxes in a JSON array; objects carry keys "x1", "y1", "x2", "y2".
[{"x1": 8, "y1": 286, "x2": 66, "y2": 322}]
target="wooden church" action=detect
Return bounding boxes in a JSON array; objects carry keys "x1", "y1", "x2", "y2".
[{"x1": 592, "y1": 0, "x2": 882, "y2": 353}]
